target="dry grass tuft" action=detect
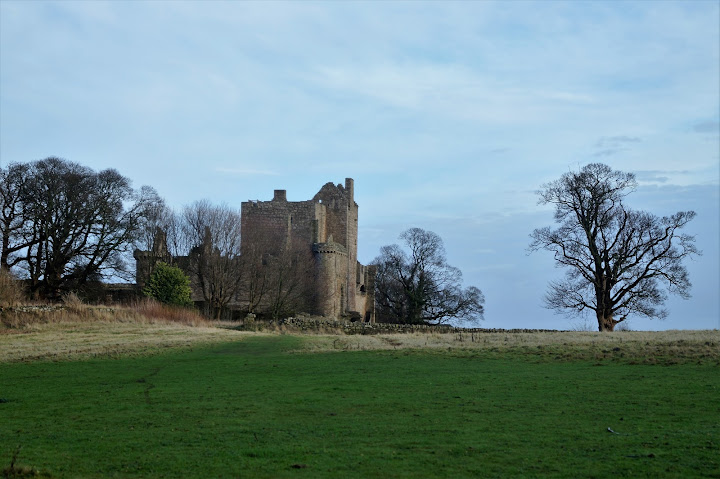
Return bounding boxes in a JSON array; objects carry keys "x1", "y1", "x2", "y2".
[
  {"x1": 128, "y1": 299, "x2": 211, "y2": 327},
  {"x1": 1, "y1": 298, "x2": 210, "y2": 330},
  {"x1": 0, "y1": 269, "x2": 25, "y2": 308}
]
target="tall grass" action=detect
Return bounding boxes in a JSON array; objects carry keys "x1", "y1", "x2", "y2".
[
  {"x1": 0, "y1": 298, "x2": 230, "y2": 362},
  {"x1": 127, "y1": 298, "x2": 210, "y2": 327},
  {"x1": 1, "y1": 297, "x2": 209, "y2": 330},
  {"x1": 0, "y1": 269, "x2": 25, "y2": 307}
]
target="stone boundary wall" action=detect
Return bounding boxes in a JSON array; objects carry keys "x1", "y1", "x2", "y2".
[
  {"x1": 0, "y1": 305, "x2": 67, "y2": 314},
  {"x1": 249, "y1": 316, "x2": 562, "y2": 334},
  {"x1": 0, "y1": 305, "x2": 120, "y2": 315},
  {"x1": 1, "y1": 307, "x2": 563, "y2": 335}
]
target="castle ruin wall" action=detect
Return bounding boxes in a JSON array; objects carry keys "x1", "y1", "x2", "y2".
[{"x1": 136, "y1": 178, "x2": 375, "y2": 321}]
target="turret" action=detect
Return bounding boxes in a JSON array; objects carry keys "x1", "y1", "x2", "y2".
[{"x1": 345, "y1": 178, "x2": 354, "y2": 203}]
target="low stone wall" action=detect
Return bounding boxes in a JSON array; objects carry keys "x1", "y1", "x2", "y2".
[
  {"x1": 248, "y1": 316, "x2": 561, "y2": 335},
  {"x1": 0, "y1": 305, "x2": 66, "y2": 314}
]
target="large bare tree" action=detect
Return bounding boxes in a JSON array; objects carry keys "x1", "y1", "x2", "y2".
[
  {"x1": 7, "y1": 157, "x2": 154, "y2": 300},
  {"x1": 529, "y1": 163, "x2": 699, "y2": 331},
  {"x1": 373, "y1": 228, "x2": 484, "y2": 325}
]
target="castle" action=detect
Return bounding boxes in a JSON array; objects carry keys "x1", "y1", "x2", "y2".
[{"x1": 135, "y1": 178, "x2": 376, "y2": 322}]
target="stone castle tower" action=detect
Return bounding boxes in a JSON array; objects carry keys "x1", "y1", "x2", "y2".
[
  {"x1": 241, "y1": 178, "x2": 376, "y2": 321},
  {"x1": 135, "y1": 178, "x2": 376, "y2": 321}
]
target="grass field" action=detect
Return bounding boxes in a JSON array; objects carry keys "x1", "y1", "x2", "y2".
[{"x1": 1, "y1": 311, "x2": 719, "y2": 478}]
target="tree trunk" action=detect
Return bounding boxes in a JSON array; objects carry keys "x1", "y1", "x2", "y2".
[
  {"x1": 597, "y1": 313, "x2": 619, "y2": 332},
  {"x1": 1, "y1": 234, "x2": 9, "y2": 271}
]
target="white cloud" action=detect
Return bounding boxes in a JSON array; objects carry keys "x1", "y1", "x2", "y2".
[{"x1": 312, "y1": 62, "x2": 598, "y2": 125}]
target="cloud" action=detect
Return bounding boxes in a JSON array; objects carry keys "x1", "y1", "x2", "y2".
[
  {"x1": 633, "y1": 169, "x2": 707, "y2": 186},
  {"x1": 692, "y1": 120, "x2": 719, "y2": 134},
  {"x1": 592, "y1": 136, "x2": 642, "y2": 157},
  {"x1": 634, "y1": 171, "x2": 671, "y2": 183},
  {"x1": 311, "y1": 62, "x2": 596, "y2": 125}
]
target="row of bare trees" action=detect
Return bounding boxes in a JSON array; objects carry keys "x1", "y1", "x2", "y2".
[
  {"x1": 371, "y1": 163, "x2": 699, "y2": 331},
  {"x1": 138, "y1": 199, "x2": 315, "y2": 319},
  {"x1": 3, "y1": 158, "x2": 697, "y2": 329},
  {"x1": 1, "y1": 157, "x2": 313, "y2": 318}
]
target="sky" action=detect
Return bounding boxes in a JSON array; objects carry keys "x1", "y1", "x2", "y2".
[{"x1": 1, "y1": 0, "x2": 718, "y2": 331}]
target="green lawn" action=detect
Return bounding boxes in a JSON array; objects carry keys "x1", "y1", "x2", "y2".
[{"x1": 1, "y1": 335, "x2": 718, "y2": 478}]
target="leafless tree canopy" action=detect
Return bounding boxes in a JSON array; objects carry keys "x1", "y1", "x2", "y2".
[
  {"x1": 180, "y1": 201, "x2": 243, "y2": 319},
  {"x1": 263, "y1": 240, "x2": 315, "y2": 319},
  {"x1": 134, "y1": 185, "x2": 174, "y2": 254},
  {"x1": 233, "y1": 227, "x2": 315, "y2": 319},
  {"x1": 0, "y1": 157, "x2": 155, "y2": 300},
  {"x1": 373, "y1": 227, "x2": 484, "y2": 325},
  {"x1": 529, "y1": 163, "x2": 699, "y2": 331}
]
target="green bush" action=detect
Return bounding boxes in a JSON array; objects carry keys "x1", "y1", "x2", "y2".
[{"x1": 143, "y1": 262, "x2": 194, "y2": 307}]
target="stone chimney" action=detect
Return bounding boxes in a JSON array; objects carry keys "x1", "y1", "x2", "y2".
[{"x1": 273, "y1": 189, "x2": 287, "y2": 201}]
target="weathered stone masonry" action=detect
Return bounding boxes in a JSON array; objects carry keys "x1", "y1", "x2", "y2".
[
  {"x1": 135, "y1": 178, "x2": 376, "y2": 322},
  {"x1": 241, "y1": 178, "x2": 376, "y2": 322}
]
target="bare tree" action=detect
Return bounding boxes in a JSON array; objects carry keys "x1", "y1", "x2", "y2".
[
  {"x1": 238, "y1": 254, "x2": 268, "y2": 315},
  {"x1": 373, "y1": 228, "x2": 484, "y2": 325},
  {"x1": 181, "y1": 200, "x2": 243, "y2": 319},
  {"x1": 529, "y1": 163, "x2": 699, "y2": 331},
  {"x1": 13, "y1": 157, "x2": 153, "y2": 300},
  {"x1": 134, "y1": 185, "x2": 173, "y2": 254},
  {"x1": 132, "y1": 186, "x2": 175, "y2": 287},
  {"x1": 234, "y1": 226, "x2": 316, "y2": 319},
  {"x1": 263, "y1": 240, "x2": 315, "y2": 319},
  {"x1": 236, "y1": 228, "x2": 269, "y2": 315}
]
